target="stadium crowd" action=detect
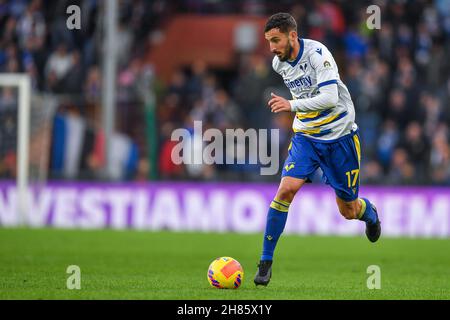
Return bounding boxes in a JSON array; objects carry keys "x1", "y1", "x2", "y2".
[{"x1": 0, "y1": 0, "x2": 449, "y2": 185}]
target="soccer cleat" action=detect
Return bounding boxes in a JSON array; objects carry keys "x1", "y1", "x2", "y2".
[
  {"x1": 254, "y1": 260, "x2": 272, "y2": 286},
  {"x1": 366, "y1": 204, "x2": 381, "y2": 243}
]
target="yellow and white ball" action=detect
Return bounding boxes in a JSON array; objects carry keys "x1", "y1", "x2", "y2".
[{"x1": 207, "y1": 257, "x2": 244, "y2": 289}]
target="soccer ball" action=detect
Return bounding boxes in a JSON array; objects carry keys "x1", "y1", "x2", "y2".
[{"x1": 207, "y1": 257, "x2": 244, "y2": 289}]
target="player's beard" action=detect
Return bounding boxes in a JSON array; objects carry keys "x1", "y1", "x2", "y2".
[{"x1": 277, "y1": 40, "x2": 293, "y2": 62}]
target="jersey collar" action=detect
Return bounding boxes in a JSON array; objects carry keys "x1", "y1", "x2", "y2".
[{"x1": 286, "y1": 38, "x2": 304, "y2": 67}]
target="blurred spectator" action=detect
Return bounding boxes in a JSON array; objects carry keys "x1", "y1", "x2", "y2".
[
  {"x1": 84, "y1": 65, "x2": 101, "y2": 103},
  {"x1": 361, "y1": 160, "x2": 383, "y2": 185},
  {"x1": 377, "y1": 119, "x2": 399, "y2": 171},
  {"x1": 429, "y1": 125, "x2": 450, "y2": 184},
  {"x1": 387, "y1": 89, "x2": 409, "y2": 130},
  {"x1": 387, "y1": 147, "x2": 415, "y2": 185},
  {"x1": 62, "y1": 50, "x2": 84, "y2": 94},
  {"x1": 158, "y1": 122, "x2": 184, "y2": 180},
  {"x1": 45, "y1": 43, "x2": 73, "y2": 82},
  {"x1": 209, "y1": 89, "x2": 242, "y2": 130},
  {"x1": 398, "y1": 122, "x2": 430, "y2": 183}
]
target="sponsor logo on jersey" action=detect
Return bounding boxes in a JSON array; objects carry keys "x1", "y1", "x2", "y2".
[{"x1": 284, "y1": 76, "x2": 312, "y2": 89}]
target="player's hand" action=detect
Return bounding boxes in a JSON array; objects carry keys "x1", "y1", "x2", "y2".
[{"x1": 268, "y1": 93, "x2": 291, "y2": 113}]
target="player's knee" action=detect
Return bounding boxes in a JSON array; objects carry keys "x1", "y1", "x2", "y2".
[{"x1": 276, "y1": 185, "x2": 298, "y2": 203}]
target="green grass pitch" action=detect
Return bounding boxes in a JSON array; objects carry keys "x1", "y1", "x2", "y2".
[{"x1": 1, "y1": 228, "x2": 450, "y2": 299}]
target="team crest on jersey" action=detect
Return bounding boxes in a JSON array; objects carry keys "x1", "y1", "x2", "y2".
[
  {"x1": 299, "y1": 63, "x2": 308, "y2": 72},
  {"x1": 284, "y1": 162, "x2": 295, "y2": 172},
  {"x1": 323, "y1": 60, "x2": 331, "y2": 68}
]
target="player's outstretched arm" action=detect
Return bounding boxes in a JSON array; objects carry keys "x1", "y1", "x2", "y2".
[
  {"x1": 288, "y1": 84, "x2": 338, "y2": 112},
  {"x1": 268, "y1": 84, "x2": 338, "y2": 113}
]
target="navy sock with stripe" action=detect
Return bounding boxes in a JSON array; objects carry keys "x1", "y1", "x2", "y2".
[
  {"x1": 260, "y1": 198, "x2": 290, "y2": 261},
  {"x1": 357, "y1": 198, "x2": 377, "y2": 225}
]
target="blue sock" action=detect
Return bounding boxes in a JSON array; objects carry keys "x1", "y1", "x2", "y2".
[
  {"x1": 358, "y1": 198, "x2": 377, "y2": 225},
  {"x1": 261, "y1": 198, "x2": 290, "y2": 261}
]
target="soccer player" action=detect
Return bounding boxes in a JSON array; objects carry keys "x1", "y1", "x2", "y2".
[{"x1": 254, "y1": 13, "x2": 381, "y2": 286}]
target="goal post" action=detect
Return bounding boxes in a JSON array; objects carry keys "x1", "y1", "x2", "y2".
[{"x1": 0, "y1": 74, "x2": 31, "y2": 226}]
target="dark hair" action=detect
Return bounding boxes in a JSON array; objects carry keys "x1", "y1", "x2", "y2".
[{"x1": 264, "y1": 13, "x2": 297, "y2": 34}]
